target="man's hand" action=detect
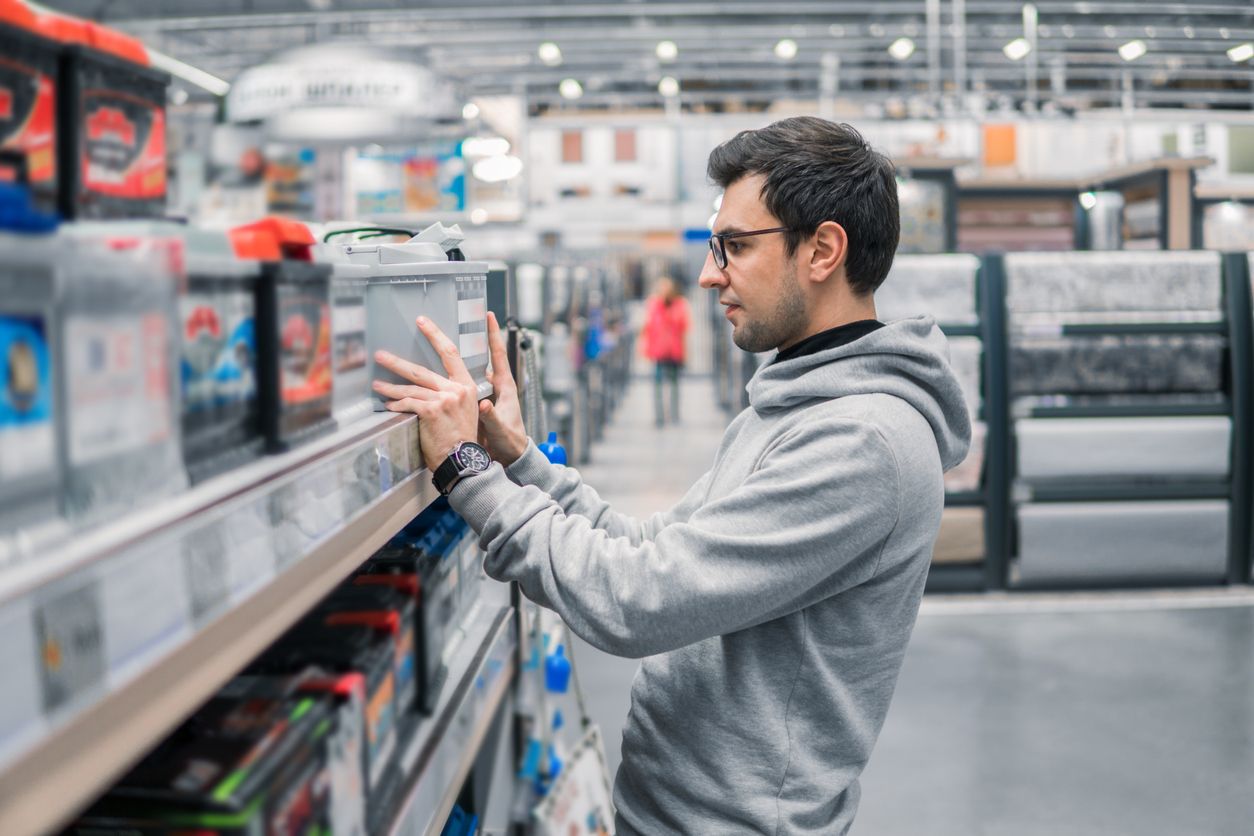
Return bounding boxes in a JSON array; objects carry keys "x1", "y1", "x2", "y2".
[
  {"x1": 373, "y1": 316, "x2": 479, "y2": 473},
  {"x1": 478, "y1": 312, "x2": 529, "y2": 466}
]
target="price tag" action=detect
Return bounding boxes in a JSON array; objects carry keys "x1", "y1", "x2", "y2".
[
  {"x1": 102, "y1": 534, "x2": 190, "y2": 679},
  {"x1": 0, "y1": 598, "x2": 45, "y2": 766},
  {"x1": 33, "y1": 578, "x2": 106, "y2": 715},
  {"x1": 183, "y1": 521, "x2": 230, "y2": 622}
]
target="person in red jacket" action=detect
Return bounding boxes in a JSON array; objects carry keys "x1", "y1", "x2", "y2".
[{"x1": 641, "y1": 277, "x2": 690, "y2": 426}]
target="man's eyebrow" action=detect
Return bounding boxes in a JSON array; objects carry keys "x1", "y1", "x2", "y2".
[{"x1": 713, "y1": 225, "x2": 746, "y2": 236}]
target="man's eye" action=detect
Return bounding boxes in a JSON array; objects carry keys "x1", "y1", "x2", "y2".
[{"x1": 726, "y1": 240, "x2": 744, "y2": 253}]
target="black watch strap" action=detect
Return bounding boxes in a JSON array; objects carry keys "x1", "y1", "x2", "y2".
[{"x1": 433, "y1": 455, "x2": 461, "y2": 495}]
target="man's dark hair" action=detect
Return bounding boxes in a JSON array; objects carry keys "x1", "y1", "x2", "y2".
[{"x1": 707, "y1": 117, "x2": 899, "y2": 296}]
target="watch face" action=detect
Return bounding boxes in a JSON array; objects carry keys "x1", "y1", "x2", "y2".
[{"x1": 455, "y1": 443, "x2": 491, "y2": 473}]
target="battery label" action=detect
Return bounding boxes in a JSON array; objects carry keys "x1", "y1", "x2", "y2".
[
  {"x1": 81, "y1": 89, "x2": 166, "y2": 201},
  {"x1": 64, "y1": 312, "x2": 172, "y2": 466},
  {"x1": 216, "y1": 285, "x2": 258, "y2": 415},
  {"x1": 277, "y1": 287, "x2": 332, "y2": 409},
  {"x1": 180, "y1": 291, "x2": 222, "y2": 417},
  {"x1": 0, "y1": 57, "x2": 56, "y2": 184},
  {"x1": 364, "y1": 669, "x2": 397, "y2": 790},
  {"x1": 0, "y1": 313, "x2": 55, "y2": 482}
]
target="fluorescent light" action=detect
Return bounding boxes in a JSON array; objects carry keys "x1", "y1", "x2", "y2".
[
  {"x1": 470, "y1": 208, "x2": 489, "y2": 225},
  {"x1": 1003, "y1": 38, "x2": 1031, "y2": 60},
  {"x1": 774, "y1": 38, "x2": 798, "y2": 60},
  {"x1": 147, "y1": 48, "x2": 230, "y2": 96},
  {"x1": 656, "y1": 40, "x2": 678, "y2": 61},
  {"x1": 1079, "y1": 191, "x2": 1098, "y2": 210},
  {"x1": 462, "y1": 136, "x2": 511, "y2": 157},
  {"x1": 658, "y1": 76, "x2": 680, "y2": 97},
  {"x1": 462, "y1": 102, "x2": 480, "y2": 120},
  {"x1": 472, "y1": 155, "x2": 523, "y2": 183},
  {"x1": 538, "y1": 42, "x2": 563, "y2": 66},
  {"x1": 1119, "y1": 39, "x2": 1147, "y2": 61},
  {"x1": 559, "y1": 78, "x2": 583, "y2": 100},
  {"x1": 1022, "y1": 3, "x2": 1038, "y2": 30},
  {"x1": 1227, "y1": 43, "x2": 1254, "y2": 63},
  {"x1": 888, "y1": 38, "x2": 916, "y2": 60}
]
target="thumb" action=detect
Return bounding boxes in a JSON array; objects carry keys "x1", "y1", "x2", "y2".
[{"x1": 479, "y1": 399, "x2": 500, "y2": 425}]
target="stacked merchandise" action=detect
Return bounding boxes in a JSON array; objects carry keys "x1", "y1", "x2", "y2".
[
  {"x1": 1005, "y1": 251, "x2": 1231, "y2": 584},
  {"x1": 895, "y1": 178, "x2": 948, "y2": 254},
  {"x1": 66, "y1": 501, "x2": 484, "y2": 835},
  {"x1": 877, "y1": 254, "x2": 986, "y2": 568},
  {"x1": 0, "y1": 0, "x2": 59, "y2": 212}
]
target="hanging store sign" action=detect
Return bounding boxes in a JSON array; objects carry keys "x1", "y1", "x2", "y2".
[{"x1": 227, "y1": 49, "x2": 456, "y2": 125}]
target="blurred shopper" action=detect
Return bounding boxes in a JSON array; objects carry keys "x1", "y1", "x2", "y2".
[
  {"x1": 640, "y1": 277, "x2": 690, "y2": 426},
  {"x1": 376, "y1": 117, "x2": 971, "y2": 836}
]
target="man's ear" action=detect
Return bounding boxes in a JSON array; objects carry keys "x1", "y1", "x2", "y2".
[{"x1": 808, "y1": 221, "x2": 848, "y2": 285}]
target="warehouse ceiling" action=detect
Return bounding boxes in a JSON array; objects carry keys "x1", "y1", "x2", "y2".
[{"x1": 38, "y1": 1, "x2": 1254, "y2": 114}]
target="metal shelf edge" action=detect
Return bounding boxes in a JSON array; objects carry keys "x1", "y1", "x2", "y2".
[{"x1": 0, "y1": 465, "x2": 439, "y2": 836}]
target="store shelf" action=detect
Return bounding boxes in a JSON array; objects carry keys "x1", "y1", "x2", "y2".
[
  {"x1": 1016, "y1": 481, "x2": 1231, "y2": 503},
  {"x1": 944, "y1": 491, "x2": 985, "y2": 507},
  {"x1": 1011, "y1": 321, "x2": 1226, "y2": 337},
  {"x1": 380, "y1": 598, "x2": 518, "y2": 836},
  {"x1": 1014, "y1": 400, "x2": 1230, "y2": 419},
  {"x1": 938, "y1": 323, "x2": 981, "y2": 338},
  {"x1": 0, "y1": 413, "x2": 437, "y2": 836},
  {"x1": 925, "y1": 563, "x2": 985, "y2": 593}
]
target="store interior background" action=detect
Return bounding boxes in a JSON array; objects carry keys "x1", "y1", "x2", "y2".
[{"x1": 9, "y1": 1, "x2": 1254, "y2": 834}]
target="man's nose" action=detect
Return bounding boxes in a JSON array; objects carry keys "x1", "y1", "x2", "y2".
[{"x1": 698, "y1": 251, "x2": 726, "y2": 290}]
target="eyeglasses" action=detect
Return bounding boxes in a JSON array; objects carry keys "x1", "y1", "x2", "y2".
[{"x1": 708, "y1": 227, "x2": 790, "y2": 270}]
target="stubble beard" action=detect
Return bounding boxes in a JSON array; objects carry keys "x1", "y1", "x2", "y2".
[{"x1": 732, "y1": 263, "x2": 807, "y2": 353}]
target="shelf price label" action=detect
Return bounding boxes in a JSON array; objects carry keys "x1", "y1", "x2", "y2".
[{"x1": 33, "y1": 578, "x2": 106, "y2": 716}]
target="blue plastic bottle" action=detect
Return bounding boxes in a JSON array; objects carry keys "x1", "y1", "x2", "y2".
[{"x1": 538, "y1": 431, "x2": 567, "y2": 465}]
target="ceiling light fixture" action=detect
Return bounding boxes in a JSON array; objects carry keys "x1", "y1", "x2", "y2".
[
  {"x1": 472, "y1": 155, "x2": 524, "y2": 183},
  {"x1": 462, "y1": 102, "x2": 480, "y2": 120},
  {"x1": 1079, "y1": 191, "x2": 1098, "y2": 211},
  {"x1": 538, "y1": 42, "x2": 563, "y2": 66},
  {"x1": 888, "y1": 37, "x2": 915, "y2": 60},
  {"x1": 1003, "y1": 37, "x2": 1031, "y2": 60},
  {"x1": 658, "y1": 76, "x2": 680, "y2": 97},
  {"x1": 147, "y1": 49, "x2": 231, "y2": 96},
  {"x1": 1227, "y1": 42, "x2": 1254, "y2": 63},
  {"x1": 559, "y1": 78, "x2": 583, "y2": 100},
  {"x1": 656, "y1": 40, "x2": 678, "y2": 61},
  {"x1": 774, "y1": 38, "x2": 798, "y2": 60},
  {"x1": 1119, "y1": 39, "x2": 1147, "y2": 61},
  {"x1": 462, "y1": 136, "x2": 511, "y2": 157}
]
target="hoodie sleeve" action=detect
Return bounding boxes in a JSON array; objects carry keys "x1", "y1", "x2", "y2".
[
  {"x1": 449, "y1": 418, "x2": 902, "y2": 658},
  {"x1": 505, "y1": 439, "x2": 713, "y2": 545}
]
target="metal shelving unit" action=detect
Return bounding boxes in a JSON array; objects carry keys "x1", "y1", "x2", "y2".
[{"x1": 0, "y1": 409, "x2": 528, "y2": 836}]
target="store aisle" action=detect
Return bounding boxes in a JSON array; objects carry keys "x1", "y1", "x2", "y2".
[
  {"x1": 564, "y1": 368, "x2": 728, "y2": 779},
  {"x1": 856, "y1": 592, "x2": 1254, "y2": 835}
]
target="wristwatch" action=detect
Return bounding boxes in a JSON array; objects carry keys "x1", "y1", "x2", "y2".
[{"x1": 432, "y1": 441, "x2": 493, "y2": 495}]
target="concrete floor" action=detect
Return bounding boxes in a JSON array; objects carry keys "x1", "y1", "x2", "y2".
[{"x1": 568, "y1": 370, "x2": 1254, "y2": 836}]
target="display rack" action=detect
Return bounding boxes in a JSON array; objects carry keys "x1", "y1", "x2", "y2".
[
  {"x1": 0, "y1": 411, "x2": 530, "y2": 836},
  {"x1": 894, "y1": 158, "x2": 966, "y2": 255},
  {"x1": 996, "y1": 251, "x2": 1243, "y2": 589}
]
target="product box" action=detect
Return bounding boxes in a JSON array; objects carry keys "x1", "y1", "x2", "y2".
[
  {"x1": 325, "y1": 222, "x2": 492, "y2": 410},
  {"x1": 0, "y1": 0, "x2": 59, "y2": 213},
  {"x1": 308, "y1": 584, "x2": 419, "y2": 717},
  {"x1": 69, "y1": 671, "x2": 333, "y2": 835},
  {"x1": 55, "y1": 224, "x2": 187, "y2": 523},
  {"x1": 230, "y1": 217, "x2": 335, "y2": 452},
  {"x1": 251, "y1": 623, "x2": 400, "y2": 805},
  {"x1": 179, "y1": 228, "x2": 264, "y2": 483},
  {"x1": 0, "y1": 183, "x2": 60, "y2": 544},
  {"x1": 328, "y1": 260, "x2": 372, "y2": 424},
  {"x1": 41, "y1": 13, "x2": 168, "y2": 219}
]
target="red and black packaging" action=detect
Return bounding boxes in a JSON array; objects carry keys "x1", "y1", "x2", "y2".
[
  {"x1": 42, "y1": 14, "x2": 168, "y2": 219},
  {"x1": 230, "y1": 217, "x2": 335, "y2": 452},
  {"x1": 0, "y1": 0, "x2": 58, "y2": 212}
]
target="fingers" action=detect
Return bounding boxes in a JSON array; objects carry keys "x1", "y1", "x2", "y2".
[
  {"x1": 487, "y1": 312, "x2": 511, "y2": 384},
  {"x1": 416, "y1": 316, "x2": 474, "y2": 386},
  {"x1": 374, "y1": 349, "x2": 448, "y2": 390},
  {"x1": 372, "y1": 380, "x2": 437, "y2": 402},
  {"x1": 384, "y1": 397, "x2": 430, "y2": 415}
]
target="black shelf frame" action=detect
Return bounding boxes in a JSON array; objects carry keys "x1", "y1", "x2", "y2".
[
  {"x1": 1011, "y1": 321, "x2": 1226, "y2": 337},
  {"x1": 1000, "y1": 251, "x2": 1248, "y2": 590},
  {"x1": 982, "y1": 254, "x2": 1012, "y2": 591}
]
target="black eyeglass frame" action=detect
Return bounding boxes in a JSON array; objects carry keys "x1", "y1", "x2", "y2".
[{"x1": 708, "y1": 226, "x2": 790, "y2": 269}]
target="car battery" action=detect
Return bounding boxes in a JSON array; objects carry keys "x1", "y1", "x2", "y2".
[
  {"x1": 69, "y1": 671, "x2": 333, "y2": 836},
  {"x1": 251, "y1": 623, "x2": 400, "y2": 805},
  {"x1": 328, "y1": 260, "x2": 372, "y2": 424},
  {"x1": 295, "y1": 670, "x2": 369, "y2": 836},
  {"x1": 0, "y1": 1, "x2": 59, "y2": 214},
  {"x1": 365, "y1": 521, "x2": 462, "y2": 715},
  {"x1": 0, "y1": 183, "x2": 60, "y2": 550},
  {"x1": 230, "y1": 217, "x2": 335, "y2": 453},
  {"x1": 55, "y1": 223, "x2": 186, "y2": 523},
  {"x1": 307, "y1": 584, "x2": 418, "y2": 717},
  {"x1": 326, "y1": 222, "x2": 492, "y2": 410},
  {"x1": 40, "y1": 12, "x2": 168, "y2": 219},
  {"x1": 178, "y1": 228, "x2": 263, "y2": 483}
]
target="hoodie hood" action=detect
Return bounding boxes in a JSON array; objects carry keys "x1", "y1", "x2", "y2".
[{"x1": 746, "y1": 316, "x2": 972, "y2": 470}]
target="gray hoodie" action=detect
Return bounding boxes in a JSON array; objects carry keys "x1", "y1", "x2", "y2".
[{"x1": 449, "y1": 316, "x2": 971, "y2": 835}]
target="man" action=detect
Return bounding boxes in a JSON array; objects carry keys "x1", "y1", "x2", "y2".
[{"x1": 374, "y1": 117, "x2": 971, "y2": 835}]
